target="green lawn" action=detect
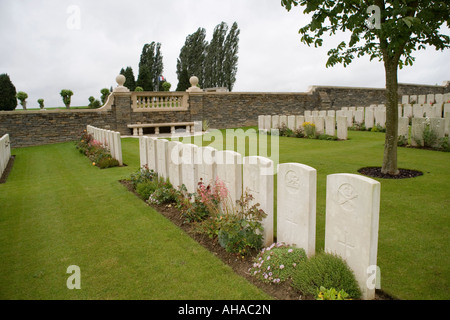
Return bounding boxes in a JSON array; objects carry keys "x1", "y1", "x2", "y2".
[
  {"x1": 0, "y1": 139, "x2": 270, "y2": 300},
  {"x1": 1, "y1": 129, "x2": 449, "y2": 299}
]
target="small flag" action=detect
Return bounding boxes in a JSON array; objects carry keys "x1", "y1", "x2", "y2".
[{"x1": 159, "y1": 75, "x2": 165, "y2": 82}]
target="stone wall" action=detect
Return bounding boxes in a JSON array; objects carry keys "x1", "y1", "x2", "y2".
[
  {"x1": 0, "y1": 109, "x2": 115, "y2": 148},
  {"x1": 190, "y1": 92, "x2": 317, "y2": 129},
  {"x1": 1, "y1": 80, "x2": 448, "y2": 148}
]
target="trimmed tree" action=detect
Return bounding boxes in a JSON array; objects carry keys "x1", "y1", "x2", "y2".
[
  {"x1": 16, "y1": 91, "x2": 28, "y2": 110},
  {"x1": 0, "y1": 73, "x2": 17, "y2": 111},
  {"x1": 281, "y1": 0, "x2": 449, "y2": 175},
  {"x1": 37, "y1": 98, "x2": 44, "y2": 109},
  {"x1": 60, "y1": 89, "x2": 74, "y2": 109},
  {"x1": 100, "y1": 88, "x2": 110, "y2": 104}
]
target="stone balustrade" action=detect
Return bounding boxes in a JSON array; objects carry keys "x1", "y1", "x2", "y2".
[{"x1": 131, "y1": 92, "x2": 189, "y2": 112}]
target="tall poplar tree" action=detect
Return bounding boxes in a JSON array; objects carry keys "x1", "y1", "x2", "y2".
[
  {"x1": 136, "y1": 42, "x2": 164, "y2": 91},
  {"x1": 223, "y1": 22, "x2": 240, "y2": 91},
  {"x1": 176, "y1": 28, "x2": 208, "y2": 91},
  {"x1": 204, "y1": 22, "x2": 228, "y2": 88}
]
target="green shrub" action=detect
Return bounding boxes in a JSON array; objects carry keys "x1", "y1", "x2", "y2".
[
  {"x1": 97, "y1": 156, "x2": 119, "y2": 169},
  {"x1": 129, "y1": 165, "x2": 158, "y2": 188},
  {"x1": 0, "y1": 73, "x2": 17, "y2": 111},
  {"x1": 315, "y1": 286, "x2": 351, "y2": 300},
  {"x1": 438, "y1": 136, "x2": 450, "y2": 152},
  {"x1": 397, "y1": 135, "x2": 408, "y2": 146},
  {"x1": 291, "y1": 252, "x2": 361, "y2": 299},
  {"x1": 147, "y1": 178, "x2": 177, "y2": 205},
  {"x1": 422, "y1": 124, "x2": 438, "y2": 148},
  {"x1": 136, "y1": 181, "x2": 158, "y2": 200},
  {"x1": 249, "y1": 243, "x2": 307, "y2": 284},
  {"x1": 302, "y1": 122, "x2": 316, "y2": 138},
  {"x1": 75, "y1": 130, "x2": 120, "y2": 169},
  {"x1": 318, "y1": 134, "x2": 338, "y2": 141}
]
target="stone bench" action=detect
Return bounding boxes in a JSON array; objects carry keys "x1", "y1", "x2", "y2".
[{"x1": 127, "y1": 122, "x2": 200, "y2": 136}]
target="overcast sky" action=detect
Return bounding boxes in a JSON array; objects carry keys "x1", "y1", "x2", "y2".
[{"x1": 1, "y1": 0, "x2": 449, "y2": 109}]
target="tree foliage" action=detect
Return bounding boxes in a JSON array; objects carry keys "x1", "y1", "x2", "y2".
[
  {"x1": 16, "y1": 91, "x2": 28, "y2": 110},
  {"x1": 281, "y1": 0, "x2": 449, "y2": 175},
  {"x1": 137, "y1": 42, "x2": 164, "y2": 91},
  {"x1": 0, "y1": 74, "x2": 17, "y2": 111},
  {"x1": 176, "y1": 22, "x2": 240, "y2": 92},
  {"x1": 120, "y1": 66, "x2": 136, "y2": 91},
  {"x1": 176, "y1": 28, "x2": 208, "y2": 91},
  {"x1": 60, "y1": 89, "x2": 74, "y2": 109},
  {"x1": 100, "y1": 88, "x2": 110, "y2": 104}
]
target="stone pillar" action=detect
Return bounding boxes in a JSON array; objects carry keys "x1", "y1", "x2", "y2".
[{"x1": 112, "y1": 74, "x2": 132, "y2": 135}]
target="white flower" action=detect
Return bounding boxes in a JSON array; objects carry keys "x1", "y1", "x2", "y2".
[{"x1": 280, "y1": 264, "x2": 285, "y2": 269}]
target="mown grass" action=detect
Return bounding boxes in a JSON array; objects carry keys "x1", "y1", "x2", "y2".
[
  {"x1": 178, "y1": 127, "x2": 450, "y2": 300},
  {"x1": 0, "y1": 139, "x2": 271, "y2": 300},
  {"x1": 1, "y1": 128, "x2": 449, "y2": 300}
]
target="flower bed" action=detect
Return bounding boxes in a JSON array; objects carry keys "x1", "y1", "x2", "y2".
[
  {"x1": 122, "y1": 166, "x2": 374, "y2": 300},
  {"x1": 75, "y1": 130, "x2": 120, "y2": 168}
]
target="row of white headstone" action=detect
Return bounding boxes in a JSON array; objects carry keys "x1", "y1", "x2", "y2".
[
  {"x1": 257, "y1": 114, "x2": 349, "y2": 140},
  {"x1": 138, "y1": 136, "x2": 381, "y2": 299},
  {"x1": 86, "y1": 125, "x2": 123, "y2": 165},
  {"x1": 401, "y1": 92, "x2": 450, "y2": 106},
  {"x1": 0, "y1": 134, "x2": 11, "y2": 178}
]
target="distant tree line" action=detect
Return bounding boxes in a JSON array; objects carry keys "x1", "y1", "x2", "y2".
[{"x1": 119, "y1": 21, "x2": 240, "y2": 93}]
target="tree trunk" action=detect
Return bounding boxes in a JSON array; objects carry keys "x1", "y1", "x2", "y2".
[{"x1": 381, "y1": 58, "x2": 399, "y2": 175}]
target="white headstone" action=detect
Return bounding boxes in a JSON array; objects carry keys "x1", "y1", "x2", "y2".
[
  {"x1": 277, "y1": 163, "x2": 316, "y2": 256},
  {"x1": 279, "y1": 115, "x2": 288, "y2": 128},
  {"x1": 411, "y1": 118, "x2": 426, "y2": 147},
  {"x1": 398, "y1": 117, "x2": 409, "y2": 141},
  {"x1": 216, "y1": 150, "x2": 243, "y2": 206},
  {"x1": 139, "y1": 136, "x2": 148, "y2": 168},
  {"x1": 197, "y1": 146, "x2": 217, "y2": 186},
  {"x1": 413, "y1": 104, "x2": 423, "y2": 118},
  {"x1": 434, "y1": 94, "x2": 444, "y2": 106},
  {"x1": 313, "y1": 116, "x2": 325, "y2": 135},
  {"x1": 403, "y1": 104, "x2": 412, "y2": 118},
  {"x1": 271, "y1": 115, "x2": 280, "y2": 129},
  {"x1": 258, "y1": 115, "x2": 265, "y2": 132},
  {"x1": 429, "y1": 118, "x2": 445, "y2": 147},
  {"x1": 418, "y1": 95, "x2": 426, "y2": 104},
  {"x1": 325, "y1": 116, "x2": 336, "y2": 136},
  {"x1": 243, "y1": 156, "x2": 274, "y2": 247},
  {"x1": 146, "y1": 137, "x2": 158, "y2": 172},
  {"x1": 181, "y1": 143, "x2": 199, "y2": 194},
  {"x1": 156, "y1": 139, "x2": 169, "y2": 179},
  {"x1": 364, "y1": 108, "x2": 374, "y2": 129},
  {"x1": 354, "y1": 109, "x2": 364, "y2": 125},
  {"x1": 287, "y1": 115, "x2": 296, "y2": 131},
  {"x1": 336, "y1": 116, "x2": 348, "y2": 140},
  {"x1": 427, "y1": 94, "x2": 435, "y2": 104},
  {"x1": 264, "y1": 115, "x2": 271, "y2": 130},
  {"x1": 401, "y1": 95, "x2": 409, "y2": 105},
  {"x1": 168, "y1": 141, "x2": 183, "y2": 189},
  {"x1": 295, "y1": 115, "x2": 305, "y2": 130},
  {"x1": 374, "y1": 108, "x2": 386, "y2": 128},
  {"x1": 432, "y1": 104, "x2": 442, "y2": 118},
  {"x1": 325, "y1": 173, "x2": 380, "y2": 300}
]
